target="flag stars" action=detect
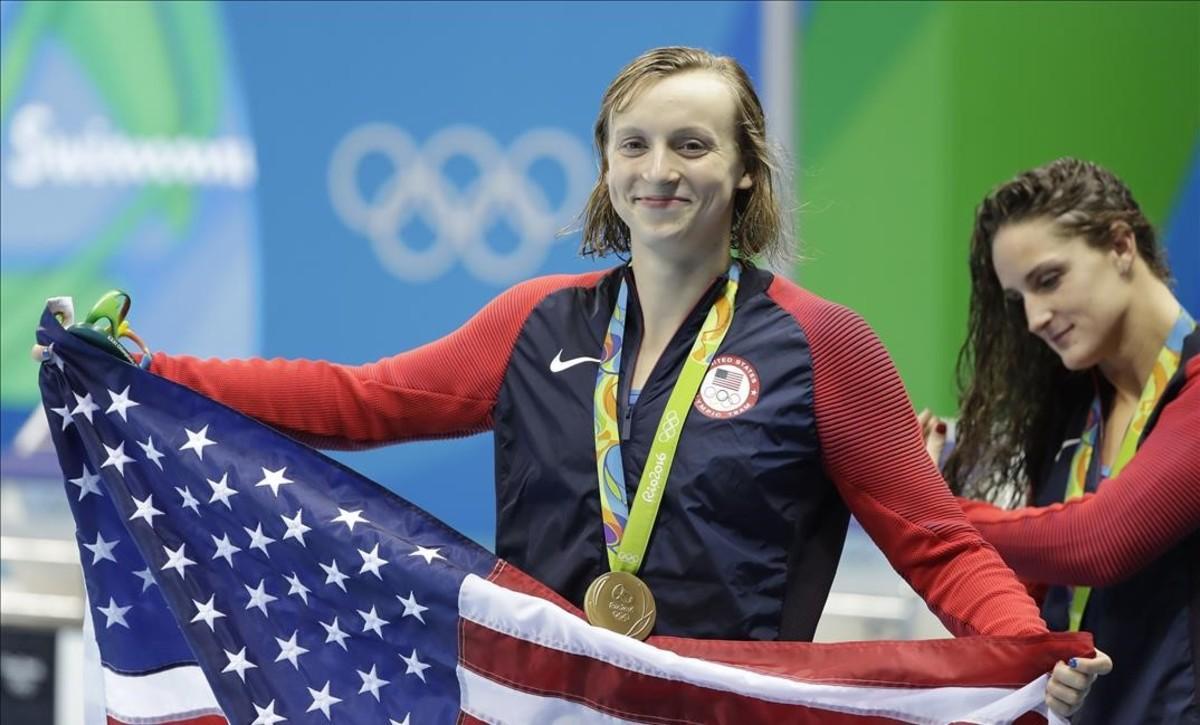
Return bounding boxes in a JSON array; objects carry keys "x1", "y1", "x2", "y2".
[
  {"x1": 332, "y1": 507, "x2": 369, "y2": 532},
  {"x1": 70, "y1": 392, "x2": 100, "y2": 423},
  {"x1": 280, "y1": 510, "x2": 311, "y2": 547},
  {"x1": 210, "y1": 532, "x2": 242, "y2": 566},
  {"x1": 244, "y1": 523, "x2": 276, "y2": 557},
  {"x1": 175, "y1": 485, "x2": 201, "y2": 514},
  {"x1": 400, "y1": 649, "x2": 431, "y2": 683},
  {"x1": 284, "y1": 572, "x2": 311, "y2": 605},
  {"x1": 47, "y1": 345, "x2": 65, "y2": 371},
  {"x1": 306, "y1": 681, "x2": 342, "y2": 720},
  {"x1": 320, "y1": 617, "x2": 350, "y2": 651},
  {"x1": 133, "y1": 567, "x2": 157, "y2": 592},
  {"x1": 390, "y1": 716, "x2": 411, "y2": 725},
  {"x1": 319, "y1": 559, "x2": 350, "y2": 592},
  {"x1": 410, "y1": 545, "x2": 445, "y2": 565},
  {"x1": 358, "y1": 544, "x2": 388, "y2": 579},
  {"x1": 206, "y1": 473, "x2": 238, "y2": 509},
  {"x1": 191, "y1": 595, "x2": 226, "y2": 631},
  {"x1": 96, "y1": 597, "x2": 131, "y2": 629},
  {"x1": 357, "y1": 665, "x2": 390, "y2": 701},
  {"x1": 68, "y1": 468, "x2": 103, "y2": 501},
  {"x1": 357, "y1": 606, "x2": 389, "y2": 638},
  {"x1": 101, "y1": 441, "x2": 135, "y2": 476},
  {"x1": 244, "y1": 579, "x2": 278, "y2": 617},
  {"x1": 397, "y1": 591, "x2": 428, "y2": 625},
  {"x1": 105, "y1": 386, "x2": 139, "y2": 421},
  {"x1": 161, "y1": 543, "x2": 196, "y2": 578},
  {"x1": 179, "y1": 425, "x2": 216, "y2": 460},
  {"x1": 221, "y1": 647, "x2": 257, "y2": 682},
  {"x1": 129, "y1": 494, "x2": 164, "y2": 526},
  {"x1": 255, "y1": 467, "x2": 293, "y2": 497},
  {"x1": 251, "y1": 700, "x2": 286, "y2": 725},
  {"x1": 136, "y1": 436, "x2": 165, "y2": 470},
  {"x1": 274, "y1": 630, "x2": 308, "y2": 669},
  {"x1": 83, "y1": 532, "x2": 119, "y2": 565},
  {"x1": 49, "y1": 404, "x2": 73, "y2": 431}
]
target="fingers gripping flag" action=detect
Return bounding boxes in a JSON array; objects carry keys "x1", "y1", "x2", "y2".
[{"x1": 36, "y1": 306, "x2": 1087, "y2": 725}]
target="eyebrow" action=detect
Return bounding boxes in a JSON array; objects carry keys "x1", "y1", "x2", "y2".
[
  {"x1": 999, "y1": 260, "x2": 1061, "y2": 297},
  {"x1": 1023, "y1": 261, "x2": 1062, "y2": 285},
  {"x1": 610, "y1": 125, "x2": 716, "y2": 138}
]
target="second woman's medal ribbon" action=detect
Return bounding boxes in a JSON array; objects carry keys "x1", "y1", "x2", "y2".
[
  {"x1": 587, "y1": 262, "x2": 740, "y2": 639},
  {"x1": 1062, "y1": 307, "x2": 1195, "y2": 631}
]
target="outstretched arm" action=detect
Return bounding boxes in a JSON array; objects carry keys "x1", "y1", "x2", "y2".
[
  {"x1": 770, "y1": 280, "x2": 1047, "y2": 637},
  {"x1": 150, "y1": 274, "x2": 599, "y2": 449},
  {"x1": 960, "y1": 357, "x2": 1200, "y2": 587}
]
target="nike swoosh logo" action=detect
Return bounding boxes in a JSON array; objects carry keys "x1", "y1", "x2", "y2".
[{"x1": 549, "y1": 350, "x2": 603, "y2": 373}]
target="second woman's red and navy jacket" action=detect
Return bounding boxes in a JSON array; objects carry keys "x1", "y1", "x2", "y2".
[
  {"x1": 152, "y1": 263, "x2": 1048, "y2": 641},
  {"x1": 963, "y1": 327, "x2": 1200, "y2": 722}
]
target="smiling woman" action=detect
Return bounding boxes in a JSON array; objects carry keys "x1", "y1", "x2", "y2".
[{"x1": 603, "y1": 72, "x2": 752, "y2": 257}]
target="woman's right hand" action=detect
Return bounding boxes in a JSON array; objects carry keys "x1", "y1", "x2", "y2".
[
  {"x1": 31, "y1": 343, "x2": 48, "y2": 362},
  {"x1": 916, "y1": 408, "x2": 947, "y2": 467}
]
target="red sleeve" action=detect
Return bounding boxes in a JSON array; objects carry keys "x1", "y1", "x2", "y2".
[
  {"x1": 151, "y1": 272, "x2": 604, "y2": 450},
  {"x1": 769, "y1": 279, "x2": 1047, "y2": 637},
  {"x1": 962, "y1": 356, "x2": 1200, "y2": 587}
]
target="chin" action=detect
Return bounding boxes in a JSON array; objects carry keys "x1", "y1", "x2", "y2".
[
  {"x1": 1055, "y1": 346, "x2": 1100, "y2": 372},
  {"x1": 633, "y1": 227, "x2": 690, "y2": 247}
]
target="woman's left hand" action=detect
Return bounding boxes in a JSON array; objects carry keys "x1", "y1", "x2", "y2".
[
  {"x1": 1045, "y1": 650, "x2": 1113, "y2": 717},
  {"x1": 916, "y1": 408, "x2": 947, "y2": 467}
]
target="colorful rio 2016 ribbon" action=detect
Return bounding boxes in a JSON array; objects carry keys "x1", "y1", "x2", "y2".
[
  {"x1": 592, "y1": 262, "x2": 740, "y2": 575},
  {"x1": 1064, "y1": 307, "x2": 1195, "y2": 631}
]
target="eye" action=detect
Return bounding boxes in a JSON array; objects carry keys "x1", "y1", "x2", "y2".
[
  {"x1": 677, "y1": 139, "x2": 710, "y2": 156},
  {"x1": 1033, "y1": 270, "x2": 1062, "y2": 291},
  {"x1": 617, "y1": 138, "x2": 646, "y2": 154}
]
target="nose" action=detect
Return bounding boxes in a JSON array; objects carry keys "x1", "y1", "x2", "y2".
[
  {"x1": 641, "y1": 144, "x2": 679, "y2": 185},
  {"x1": 1024, "y1": 296, "x2": 1053, "y2": 335}
]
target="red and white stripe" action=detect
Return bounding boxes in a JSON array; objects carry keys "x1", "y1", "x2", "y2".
[
  {"x1": 103, "y1": 663, "x2": 225, "y2": 725},
  {"x1": 461, "y1": 566, "x2": 1088, "y2": 725}
]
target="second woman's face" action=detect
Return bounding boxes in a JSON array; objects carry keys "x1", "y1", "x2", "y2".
[
  {"x1": 605, "y1": 71, "x2": 753, "y2": 254},
  {"x1": 991, "y1": 217, "x2": 1133, "y2": 370}
]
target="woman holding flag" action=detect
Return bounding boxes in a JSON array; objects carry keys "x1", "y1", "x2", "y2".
[
  {"x1": 40, "y1": 47, "x2": 1105, "y2": 716},
  {"x1": 919, "y1": 158, "x2": 1199, "y2": 722}
]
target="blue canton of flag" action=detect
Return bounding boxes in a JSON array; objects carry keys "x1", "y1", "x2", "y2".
[
  {"x1": 38, "y1": 307, "x2": 493, "y2": 724},
  {"x1": 36, "y1": 304, "x2": 1091, "y2": 725}
]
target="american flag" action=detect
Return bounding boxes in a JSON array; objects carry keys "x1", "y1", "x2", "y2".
[
  {"x1": 36, "y1": 306, "x2": 1087, "y2": 725},
  {"x1": 712, "y1": 367, "x2": 743, "y2": 391}
]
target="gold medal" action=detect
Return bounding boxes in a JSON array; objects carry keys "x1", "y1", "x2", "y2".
[{"x1": 583, "y1": 571, "x2": 656, "y2": 640}]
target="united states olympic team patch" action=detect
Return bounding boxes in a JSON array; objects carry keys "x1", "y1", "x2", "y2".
[{"x1": 694, "y1": 355, "x2": 760, "y2": 419}]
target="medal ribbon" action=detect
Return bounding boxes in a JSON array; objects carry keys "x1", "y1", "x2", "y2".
[
  {"x1": 593, "y1": 262, "x2": 739, "y2": 574},
  {"x1": 1063, "y1": 308, "x2": 1195, "y2": 631}
]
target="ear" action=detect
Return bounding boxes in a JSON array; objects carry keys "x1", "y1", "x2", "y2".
[
  {"x1": 1109, "y1": 221, "x2": 1136, "y2": 273},
  {"x1": 737, "y1": 170, "x2": 753, "y2": 190}
]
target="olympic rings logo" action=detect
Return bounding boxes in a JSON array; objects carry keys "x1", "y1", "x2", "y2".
[
  {"x1": 656, "y1": 410, "x2": 682, "y2": 443},
  {"x1": 702, "y1": 385, "x2": 743, "y2": 408},
  {"x1": 328, "y1": 123, "x2": 593, "y2": 284}
]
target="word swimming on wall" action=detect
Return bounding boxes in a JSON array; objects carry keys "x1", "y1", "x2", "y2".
[{"x1": 5, "y1": 104, "x2": 257, "y2": 189}]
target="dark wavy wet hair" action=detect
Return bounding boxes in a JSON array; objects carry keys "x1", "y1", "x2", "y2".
[{"x1": 944, "y1": 157, "x2": 1171, "y2": 503}]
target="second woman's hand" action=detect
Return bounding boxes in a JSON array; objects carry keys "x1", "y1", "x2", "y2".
[
  {"x1": 916, "y1": 408, "x2": 948, "y2": 467},
  {"x1": 1045, "y1": 650, "x2": 1113, "y2": 717}
]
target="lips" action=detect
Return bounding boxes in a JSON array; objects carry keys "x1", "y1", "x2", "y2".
[
  {"x1": 634, "y1": 196, "x2": 688, "y2": 208},
  {"x1": 1049, "y1": 325, "x2": 1073, "y2": 346}
]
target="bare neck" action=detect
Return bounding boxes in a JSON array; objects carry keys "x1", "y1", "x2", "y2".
[
  {"x1": 629, "y1": 243, "x2": 732, "y2": 350},
  {"x1": 1097, "y1": 274, "x2": 1182, "y2": 402}
]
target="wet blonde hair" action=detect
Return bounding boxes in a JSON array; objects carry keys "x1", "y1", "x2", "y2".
[{"x1": 578, "y1": 46, "x2": 791, "y2": 266}]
